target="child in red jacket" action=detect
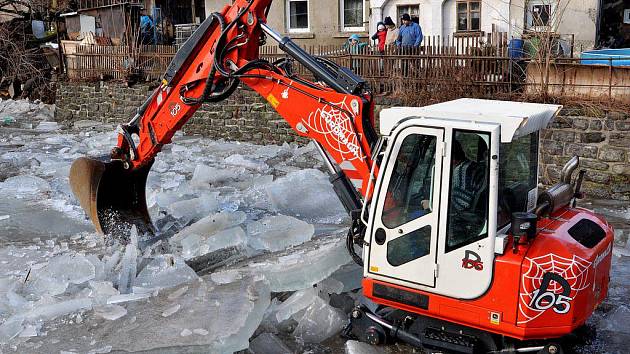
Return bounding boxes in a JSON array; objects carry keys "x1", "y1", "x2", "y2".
[{"x1": 371, "y1": 22, "x2": 387, "y2": 54}]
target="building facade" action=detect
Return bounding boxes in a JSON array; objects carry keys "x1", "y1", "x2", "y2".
[
  {"x1": 370, "y1": 0, "x2": 598, "y2": 51},
  {"x1": 204, "y1": 0, "x2": 370, "y2": 45}
]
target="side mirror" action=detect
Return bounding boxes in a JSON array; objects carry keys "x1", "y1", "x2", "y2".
[{"x1": 510, "y1": 212, "x2": 537, "y2": 253}]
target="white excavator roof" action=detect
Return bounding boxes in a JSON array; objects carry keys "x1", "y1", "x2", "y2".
[{"x1": 379, "y1": 98, "x2": 562, "y2": 143}]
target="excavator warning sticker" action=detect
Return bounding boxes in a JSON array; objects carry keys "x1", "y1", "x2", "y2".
[
  {"x1": 267, "y1": 94, "x2": 280, "y2": 108},
  {"x1": 518, "y1": 254, "x2": 592, "y2": 324},
  {"x1": 303, "y1": 98, "x2": 364, "y2": 162}
]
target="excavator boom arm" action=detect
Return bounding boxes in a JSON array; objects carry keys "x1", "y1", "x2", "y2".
[{"x1": 69, "y1": 0, "x2": 378, "y2": 235}]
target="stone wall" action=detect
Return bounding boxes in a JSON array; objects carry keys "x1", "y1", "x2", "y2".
[
  {"x1": 55, "y1": 81, "x2": 630, "y2": 200},
  {"x1": 540, "y1": 107, "x2": 630, "y2": 200},
  {"x1": 55, "y1": 81, "x2": 307, "y2": 145}
]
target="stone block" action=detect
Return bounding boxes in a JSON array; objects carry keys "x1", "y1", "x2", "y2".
[
  {"x1": 585, "y1": 171, "x2": 611, "y2": 184},
  {"x1": 541, "y1": 140, "x2": 564, "y2": 156},
  {"x1": 579, "y1": 132, "x2": 606, "y2": 144},
  {"x1": 589, "y1": 119, "x2": 603, "y2": 131},
  {"x1": 571, "y1": 118, "x2": 589, "y2": 130},
  {"x1": 609, "y1": 133, "x2": 630, "y2": 148},
  {"x1": 552, "y1": 131, "x2": 575, "y2": 142},
  {"x1": 615, "y1": 120, "x2": 630, "y2": 131},
  {"x1": 564, "y1": 143, "x2": 598, "y2": 159},
  {"x1": 550, "y1": 116, "x2": 572, "y2": 129},
  {"x1": 611, "y1": 164, "x2": 630, "y2": 176},
  {"x1": 580, "y1": 159, "x2": 609, "y2": 171},
  {"x1": 598, "y1": 147, "x2": 626, "y2": 162}
]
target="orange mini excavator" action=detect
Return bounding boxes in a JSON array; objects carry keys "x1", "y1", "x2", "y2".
[{"x1": 69, "y1": 1, "x2": 614, "y2": 353}]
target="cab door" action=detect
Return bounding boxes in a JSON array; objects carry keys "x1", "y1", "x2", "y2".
[{"x1": 367, "y1": 126, "x2": 444, "y2": 288}]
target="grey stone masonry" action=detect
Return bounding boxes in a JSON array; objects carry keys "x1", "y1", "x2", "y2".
[
  {"x1": 55, "y1": 81, "x2": 630, "y2": 200},
  {"x1": 540, "y1": 107, "x2": 630, "y2": 200},
  {"x1": 55, "y1": 81, "x2": 307, "y2": 145}
]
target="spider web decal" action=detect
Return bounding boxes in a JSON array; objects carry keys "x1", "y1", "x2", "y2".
[
  {"x1": 303, "y1": 98, "x2": 364, "y2": 162},
  {"x1": 518, "y1": 253, "x2": 592, "y2": 324}
]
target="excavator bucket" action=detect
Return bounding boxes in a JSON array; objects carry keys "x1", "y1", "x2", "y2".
[{"x1": 69, "y1": 157, "x2": 155, "y2": 237}]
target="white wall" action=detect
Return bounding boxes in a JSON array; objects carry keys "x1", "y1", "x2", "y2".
[{"x1": 372, "y1": 0, "x2": 598, "y2": 47}]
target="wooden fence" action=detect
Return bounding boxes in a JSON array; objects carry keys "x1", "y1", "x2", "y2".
[{"x1": 69, "y1": 45, "x2": 177, "y2": 80}]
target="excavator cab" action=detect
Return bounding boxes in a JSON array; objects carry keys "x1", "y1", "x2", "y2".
[{"x1": 354, "y1": 99, "x2": 613, "y2": 352}]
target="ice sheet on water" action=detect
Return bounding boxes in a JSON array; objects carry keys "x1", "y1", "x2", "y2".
[
  {"x1": 134, "y1": 254, "x2": 198, "y2": 290},
  {"x1": 211, "y1": 235, "x2": 351, "y2": 292},
  {"x1": 247, "y1": 215, "x2": 314, "y2": 252},
  {"x1": 172, "y1": 211, "x2": 246, "y2": 243},
  {"x1": 265, "y1": 169, "x2": 347, "y2": 223},
  {"x1": 0, "y1": 175, "x2": 51, "y2": 197},
  {"x1": 26, "y1": 253, "x2": 96, "y2": 297},
  {"x1": 293, "y1": 294, "x2": 346, "y2": 343},
  {"x1": 24, "y1": 278, "x2": 271, "y2": 353}
]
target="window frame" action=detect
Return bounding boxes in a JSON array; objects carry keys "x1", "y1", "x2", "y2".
[
  {"x1": 526, "y1": 1, "x2": 554, "y2": 29},
  {"x1": 396, "y1": 4, "x2": 421, "y2": 27},
  {"x1": 340, "y1": 0, "x2": 366, "y2": 32},
  {"x1": 444, "y1": 129, "x2": 491, "y2": 253},
  {"x1": 455, "y1": 0, "x2": 481, "y2": 33},
  {"x1": 286, "y1": 0, "x2": 310, "y2": 33}
]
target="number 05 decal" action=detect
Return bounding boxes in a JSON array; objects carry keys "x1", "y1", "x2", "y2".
[{"x1": 169, "y1": 103, "x2": 181, "y2": 117}]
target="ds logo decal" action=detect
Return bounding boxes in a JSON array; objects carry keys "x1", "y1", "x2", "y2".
[
  {"x1": 529, "y1": 273, "x2": 572, "y2": 314},
  {"x1": 462, "y1": 250, "x2": 483, "y2": 271}
]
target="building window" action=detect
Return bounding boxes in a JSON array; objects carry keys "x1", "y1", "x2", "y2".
[
  {"x1": 527, "y1": 1, "x2": 552, "y2": 28},
  {"x1": 456, "y1": 0, "x2": 481, "y2": 32},
  {"x1": 287, "y1": 0, "x2": 309, "y2": 33},
  {"x1": 341, "y1": 0, "x2": 365, "y2": 31},
  {"x1": 396, "y1": 5, "x2": 420, "y2": 26}
]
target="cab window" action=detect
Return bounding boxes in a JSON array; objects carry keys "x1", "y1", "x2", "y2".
[
  {"x1": 445, "y1": 131, "x2": 490, "y2": 252},
  {"x1": 382, "y1": 134, "x2": 437, "y2": 229},
  {"x1": 497, "y1": 132, "x2": 539, "y2": 229}
]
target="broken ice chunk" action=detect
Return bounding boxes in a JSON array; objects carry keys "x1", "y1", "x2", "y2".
[
  {"x1": 89, "y1": 281, "x2": 120, "y2": 305},
  {"x1": 23, "y1": 298, "x2": 93, "y2": 322},
  {"x1": 600, "y1": 305, "x2": 630, "y2": 334},
  {"x1": 94, "y1": 304, "x2": 127, "y2": 321},
  {"x1": 168, "y1": 193, "x2": 219, "y2": 223},
  {"x1": 328, "y1": 262, "x2": 363, "y2": 292},
  {"x1": 118, "y1": 243, "x2": 138, "y2": 294},
  {"x1": 180, "y1": 234, "x2": 203, "y2": 259},
  {"x1": 265, "y1": 169, "x2": 347, "y2": 223},
  {"x1": 0, "y1": 316, "x2": 24, "y2": 344},
  {"x1": 249, "y1": 332, "x2": 292, "y2": 354},
  {"x1": 293, "y1": 295, "x2": 346, "y2": 343},
  {"x1": 0, "y1": 175, "x2": 52, "y2": 196},
  {"x1": 247, "y1": 215, "x2": 314, "y2": 252},
  {"x1": 107, "y1": 293, "x2": 151, "y2": 304},
  {"x1": 180, "y1": 328, "x2": 192, "y2": 337},
  {"x1": 316, "y1": 277, "x2": 344, "y2": 296},
  {"x1": 35, "y1": 121, "x2": 60, "y2": 131},
  {"x1": 274, "y1": 288, "x2": 319, "y2": 323},
  {"x1": 191, "y1": 164, "x2": 243, "y2": 187},
  {"x1": 167, "y1": 286, "x2": 189, "y2": 300},
  {"x1": 224, "y1": 154, "x2": 269, "y2": 171},
  {"x1": 134, "y1": 255, "x2": 198, "y2": 290},
  {"x1": 18, "y1": 324, "x2": 38, "y2": 338},
  {"x1": 161, "y1": 304, "x2": 180, "y2": 318},
  {"x1": 172, "y1": 211, "x2": 246, "y2": 242},
  {"x1": 26, "y1": 253, "x2": 96, "y2": 296},
  {"x1": 345, "y1": 340, "x2": 388, "y2": 354}
]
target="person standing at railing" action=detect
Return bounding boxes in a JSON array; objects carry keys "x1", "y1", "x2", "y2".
[
  {"x1": 345, "y1": 34, "x2": 368, "y2": 75},
  {"x1": 396, "y1": 14, "x2": 423, "y2": 48},
  {"x1": 372, "y1": 22, "x2": 388, "y2": 54},
  {"x1": 384, "y1": 17, "x2": 399, "y2": 49}
]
